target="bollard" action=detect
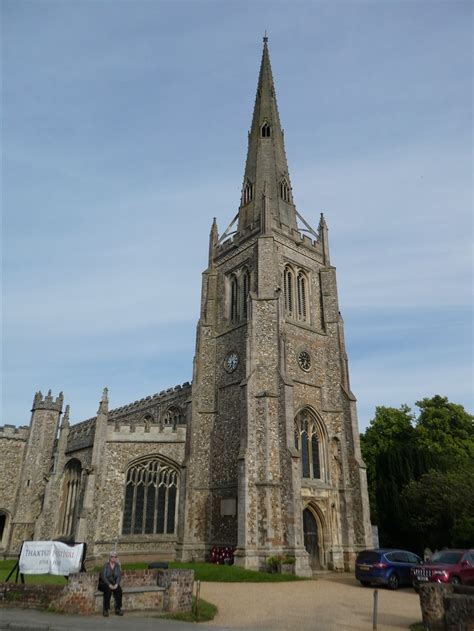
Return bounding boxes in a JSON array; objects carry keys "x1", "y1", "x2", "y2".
[{"x1": 372, "y1": 589, "x2": 379, "y2": 630}]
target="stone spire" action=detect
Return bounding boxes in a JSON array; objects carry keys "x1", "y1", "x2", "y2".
[{"x1": 237, "y1": 36, "x2": 298, "y2": 235}]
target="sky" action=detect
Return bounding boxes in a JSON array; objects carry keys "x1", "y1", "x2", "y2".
[{"x1": 2, "y1": 0, "x2": 472, "y2": 431}]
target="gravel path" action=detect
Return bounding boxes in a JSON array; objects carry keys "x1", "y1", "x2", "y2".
[{"x1": 201, "y1": 574, "x2": 422, "y2": 631}]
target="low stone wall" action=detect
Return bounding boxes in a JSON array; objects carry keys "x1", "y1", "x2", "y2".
[
  {"x1": 419, "y1": 583, "x2": 474, "y2": 631},
  {"x1": 0, "y1": 568, "x2": 194, "y2": 616}
]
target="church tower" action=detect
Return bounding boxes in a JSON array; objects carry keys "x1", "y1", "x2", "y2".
[{"x1": 178, "y1": 38, "x2": 372, "y2": 574}]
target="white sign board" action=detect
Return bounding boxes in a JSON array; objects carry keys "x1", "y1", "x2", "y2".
[{"x1": 19, "y1": 541, "x2": 84, "y2": 575}]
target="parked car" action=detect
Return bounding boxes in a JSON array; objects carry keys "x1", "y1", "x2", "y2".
[
  {"x1": 355, "y1": 548, "x2": 422, "y2": 590},
  {"x1": 411, "y1": 549, "x2": 474, "y2": 590}
]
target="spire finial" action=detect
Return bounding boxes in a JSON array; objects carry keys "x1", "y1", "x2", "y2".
[{"x1": 263, "y1": 31, "x2": 268, "y2": 44}]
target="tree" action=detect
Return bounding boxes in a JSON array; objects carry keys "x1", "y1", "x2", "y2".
[
  {"x1": 415, "y1": 395, "x2": 474, "y2": 461},
  {"x1": 360, "y1": 405, "x2": 416, "y2": 522},
  {"x1": 360, "y1": 396, "x2": 474, "y2": 552},
  {"x1": 402, "y1": 461, "x2": 474, "y2": 550}
]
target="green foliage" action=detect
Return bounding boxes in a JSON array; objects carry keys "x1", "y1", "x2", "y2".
[
  {"x1": 361, "y1": 405, "x2": 416, "y2": 521},
  {"x1": 416, "y1": 395, "x2": 474, "y2": 460},
  {"x1": 361, "y1": 395, "x2": 474, "y2": 552},
  {"x1": 160, "y1": 596, "x2": 218, "y2": 622},
  {"x1": 402, "y1": 461, "x2": 474, "y2": 550}
]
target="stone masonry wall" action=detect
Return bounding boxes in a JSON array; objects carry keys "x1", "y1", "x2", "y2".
[{"x1": 0, "y1": 426, "x2": 28, "y2": 551}]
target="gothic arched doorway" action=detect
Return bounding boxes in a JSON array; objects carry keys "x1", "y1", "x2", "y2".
[{"x1": 303, "y1": 507, "x2": 322, "y2": 569}]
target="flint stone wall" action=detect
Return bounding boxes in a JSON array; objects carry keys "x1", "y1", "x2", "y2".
[{"x1": 419, "y1": 583, "x2": 474, "y2": 631}]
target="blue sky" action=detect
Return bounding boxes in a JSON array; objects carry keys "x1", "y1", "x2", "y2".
[{"x1": 2, "y1": 0, "x2": 472, "y2": 431}]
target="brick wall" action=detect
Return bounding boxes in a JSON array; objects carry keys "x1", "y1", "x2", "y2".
[{"x1": 0, "y1": 568, "x2": 193, "y2": 615}]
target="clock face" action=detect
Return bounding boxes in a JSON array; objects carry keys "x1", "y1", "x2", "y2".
[
  {"x1": 298, "y1": 350, "x2": 311, "y2": 372},
  {"x1": 224, "y1": 351, "x2": 239, "y2": 373}
]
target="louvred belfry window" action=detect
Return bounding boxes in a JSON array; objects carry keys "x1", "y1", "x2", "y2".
[
  {"x1": 284, "y1": 266, "x2": 294, "y2": 315},
  {"x1": 122, "y1": 458, "x2": 178, "y2": 535},
  {"x1": 230, "y1": 274, "x2": 239, "y2": 323},
  {"x1": 297, "y1": 271, "x2": 307, "y2": 321},
  {"x1": 280, "y1": 178, "x2": 291, "y2": 202},
  {"x1": 261, "y1": 122, "x2": 271, "y2": 137},
  {"x1": 242, "y1": 268, "x2": 250, "y2": 319},
  {"x1": 242, "y1": 180, "x2": 253, "y2": 205}
]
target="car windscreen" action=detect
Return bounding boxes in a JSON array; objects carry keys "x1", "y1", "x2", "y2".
[
  {"x1": 356, "y1": 551, "x2": 380, "y2": 563},
  {"x1": 431, "y1": 551, "x2": 463, "y2": 565}
]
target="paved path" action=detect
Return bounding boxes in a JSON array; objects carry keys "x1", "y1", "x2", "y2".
[
  {"x1": 201, "y1": 574, "x2": 422, "y2": 631},
  {"x1": 0, "y1": 574, "x2": 422, "y2": 630}
]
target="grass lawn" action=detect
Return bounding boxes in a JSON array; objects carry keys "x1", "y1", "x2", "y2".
[
  {"x1": 91, "y1": 562, "x2": 303, "y2": 582},
  {"x1": 409, "y1": 624, "x2": 424, "y2": 631},
  {"x1": 1, "y1": 559, "x2": 303, "y2": 584},
  {"x1": 0, "y1": 560, "x2": 68, "y2": 585}
]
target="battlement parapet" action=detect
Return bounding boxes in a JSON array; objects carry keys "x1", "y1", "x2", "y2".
[
  {"x1": 109, "y1": 382, "x2": 192, "y2": 417},
  {"x1": 0, "y1": 424, "x2": 29, "y2": 440},
  {"x1": 63, "y1": 382, "x2": 192, "y2": 450},
  {"x1": 32, "y1": 389, "x2": 64, "y2": 412}
]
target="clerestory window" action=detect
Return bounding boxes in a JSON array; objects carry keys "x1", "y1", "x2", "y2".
[
  {"x1": 163, "y1": 406, "x2": 183, "y2": 429},
  {"x1": 122, "y1": 458, "x2": 178, "y2": 535}
]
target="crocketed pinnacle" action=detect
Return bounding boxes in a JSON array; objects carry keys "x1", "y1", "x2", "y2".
[{"x1": 237, "y1": 37, "x2": 297, "y2": 235}]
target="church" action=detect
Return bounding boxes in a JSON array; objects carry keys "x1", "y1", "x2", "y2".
[{"x1": 0, "y1": 39, "x2": 372, "y2": 575}]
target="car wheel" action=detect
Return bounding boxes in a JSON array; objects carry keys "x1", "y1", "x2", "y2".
[
  {"x1": 450, "y1": 576, "x2": 461, "y2": 585},
  {"x1": 360, "y1": 581, "x2": 371, "y2": 587},
  {"x1": 388, "y1": 573, "x2": 399, "y2": 590}
]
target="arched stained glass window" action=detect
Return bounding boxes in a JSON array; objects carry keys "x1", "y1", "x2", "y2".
[
  {"x1": 294, "y1": 409, "x2": 326, "y2": 480},
  {"x1": 122, "y1": 459, "x2": 178, "y2": 535}
]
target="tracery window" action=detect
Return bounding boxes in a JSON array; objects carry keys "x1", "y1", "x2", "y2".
[
  {"x1": 242, "y1": 268, "x2": 250, "y2": 320},
  {"x1": 122, "y1": 458, "x2": 178, "y2": 535},
  {"x1": 242, "y1": 179, "x2": 253, "y2": 205},
  {"x1": 294, "y1": 409, "x2": 326, "y2": 480},
  {"x1": 280, "y1": 178, "x2": 291, "y2": 202},
  {"x1": 60, "y1": 459, "x2": 82, "y2": 537},
  {"x1": 163, "y1": 406, "x2": 183, "y2": 429},
  {"x1": 261, "y1": 122, "x2": 271, "y2": 138},
  {"x1": 230, "y1": 274, "x2": 239, "y2": 323}
]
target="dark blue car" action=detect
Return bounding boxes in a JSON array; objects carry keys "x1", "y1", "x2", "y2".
[{"x1": 355, "y1": 548, "x2": 422, "y2": 590}]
